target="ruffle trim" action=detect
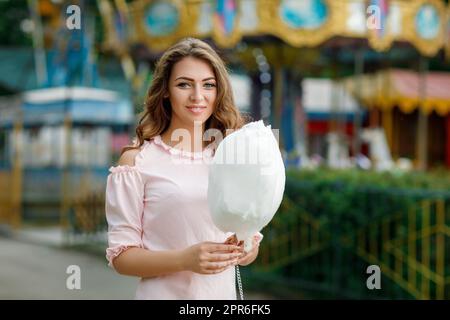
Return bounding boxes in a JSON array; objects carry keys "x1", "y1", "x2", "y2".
[
  {"x1": 106, "y1": 244, "x2": 141, "y2": 268},
  {"x1": 152, "y1": 135, "x2": 215, "y2": 159},
  {"x1": 108, "y1": 164, "x2": 140, "y2": 174}
]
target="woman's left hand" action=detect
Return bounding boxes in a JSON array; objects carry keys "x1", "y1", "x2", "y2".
[
  {"x1": 224, "y1": 234, "x2": 260, "y2": 266},
  {"x1": 237, "y1": 237, "x2": 260, "y2": 266}
]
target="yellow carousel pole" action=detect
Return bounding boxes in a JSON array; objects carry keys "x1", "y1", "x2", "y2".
[{"x1": 60, "y1": 90, "x2": 72, "y2": 244}]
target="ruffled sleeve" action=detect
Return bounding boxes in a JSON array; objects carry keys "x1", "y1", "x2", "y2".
[{"x1": 105, "y1": 165, "x2": 145, "y2": 268}]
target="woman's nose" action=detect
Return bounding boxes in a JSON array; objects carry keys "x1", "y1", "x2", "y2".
[{"x1": 190, "y1": 85, "x2": 204, "y2": 102}]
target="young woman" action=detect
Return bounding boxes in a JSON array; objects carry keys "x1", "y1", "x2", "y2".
[{"x1": 105, "y1": 38, "x2": 262, "y2": 300}]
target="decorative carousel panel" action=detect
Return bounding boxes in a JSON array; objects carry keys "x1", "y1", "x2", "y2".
[
  {"x1": 260, "y1": 0, "x2": 338, "y2": 47},
  {"x1": 416, "y1": 3, "x2": 440, "y2": 40},
  {"x1": 342, "y1": 0, "x2": 402, "y2": 38},
  {"x1": 238, "y1": 0, "x2": 260, "y2": 33},
  {"x1": 132, "y1": 0, "x2": 192, "y2": 51},
  {"x1": 195, "y1": 0, "x2": 214, "y2": 35},
  {"x1": 212, "y1": 0, "x2": 242, "y2": 47},
  {"x1": 404, "y1": 0, "x2": 446, "y2": 57},
  {"x1": 145, "y1": 1, "x2": 179, "y2": 36},
  {"x1": 279, "y1": 0, "x2": 328, "y2": 29},
  {"x1": 344, "y1": 0, "x2": 368, "y2": 36},
  {"x1": 388, "y1": 1, "x2": 403, "y2": 37},
  {"x1": 367, "y1": 0, "x2": 395, "y2": 51}
]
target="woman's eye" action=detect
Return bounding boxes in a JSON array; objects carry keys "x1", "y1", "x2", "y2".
[
  {"x1": 204, "y1": 83, "x2": 216, "y2": 88},
  {"x1": 177, "y1": 82, "x2": 190, "y2": 88}
]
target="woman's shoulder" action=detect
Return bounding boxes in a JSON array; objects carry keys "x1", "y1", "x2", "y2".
[
  {"x1": 118, "y1": 148, "x2": 141, "y2": 167},
  {"x1": 111, "y1": 139, "x2": 153, "y2": 171},
  {"x1": 108, "y1": 140, "x2": 152, "y2": 176},
  {"x1": 117, "y1": 139, "x2": 155, "y2": 169}
]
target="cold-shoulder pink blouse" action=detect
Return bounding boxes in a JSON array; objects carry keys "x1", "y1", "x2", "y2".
[{"x1": 105, "y1": 135, "x2": 238, "y2": 300}]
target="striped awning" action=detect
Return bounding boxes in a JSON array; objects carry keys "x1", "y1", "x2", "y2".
[{"x1": 343, "y1": 69, "x2": 450, "y2": 116}]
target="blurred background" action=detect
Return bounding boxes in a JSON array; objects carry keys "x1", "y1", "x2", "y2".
[{"x1": 0, "y1": 0, "x2": 449, "y2": 299}]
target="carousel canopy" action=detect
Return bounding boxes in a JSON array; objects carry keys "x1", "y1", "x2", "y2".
[
  {"x1": 99, "y1": 0, "x2": 450, "y2": 57},
  {"x1": 343, "y1": 69, "x2": 450, "y2": 116}
]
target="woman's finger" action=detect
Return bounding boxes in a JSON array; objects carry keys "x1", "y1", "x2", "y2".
[
  {"x1": 208, "y1": 252, "x2": 242, "y2": 262},
  {"x1": 204, "y1": 261, "x2": 238, "y2": 274},
  {"x1": 203, "y1": 266, "x2": 230, "y2": 274},
  {"x1": 239, "y1": 244, "x2": 260, "y2": 264},
  {"x1": 204, "y1": 259, "x2": 238, "y2": 270},
  {"x1": 208, "y1": 244, "x2": 241, "y2": 252}
]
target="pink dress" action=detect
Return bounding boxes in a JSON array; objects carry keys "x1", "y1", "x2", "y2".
[{"x1": 105, "y1": 135, "x2": 237, "y2": 300}]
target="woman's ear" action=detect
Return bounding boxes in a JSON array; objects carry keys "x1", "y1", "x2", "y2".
[{"x1": 163, "y1": 93, "x2": 169, "y2": 98}]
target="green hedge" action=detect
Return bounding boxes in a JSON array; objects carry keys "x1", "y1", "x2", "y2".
[
  {"x1": 287, "y1": 168, "x2": 450, "y2": 192},
  {"x1": 284, "y1": 168, "x2": 450, "y2": 232}
]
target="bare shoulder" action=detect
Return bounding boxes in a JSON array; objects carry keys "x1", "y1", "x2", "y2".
[{"x1": 118, "y1": 148, "x2": 141, "y2": 166}]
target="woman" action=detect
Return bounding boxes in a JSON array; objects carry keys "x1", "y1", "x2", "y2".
[{"x1": 105, "y1": 38, "x2": 262, "y2": 300}]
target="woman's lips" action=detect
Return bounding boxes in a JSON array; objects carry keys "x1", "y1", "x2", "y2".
[{"x1": 186, "y1": 106, "x2": 206, "y2": 114}]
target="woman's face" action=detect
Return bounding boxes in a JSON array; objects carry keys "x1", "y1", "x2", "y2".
[{"x1": 167, "y1": 56, "x2": 217, "y2": 129}]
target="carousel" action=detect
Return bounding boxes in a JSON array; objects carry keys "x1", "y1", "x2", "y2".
[{"x1": 97, "y1": 0, "x2": 450, "y2": 170}]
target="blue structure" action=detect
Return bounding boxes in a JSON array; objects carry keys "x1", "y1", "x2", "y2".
[{"x1": 0, "y1": 86, "x2": 133, "y2": 222}]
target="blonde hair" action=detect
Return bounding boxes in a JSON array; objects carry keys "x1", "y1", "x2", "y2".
[{"x1": 121, "y1": 38, "x2": 244, "y2": 155}]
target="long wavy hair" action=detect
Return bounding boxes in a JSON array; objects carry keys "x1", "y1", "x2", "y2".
[{"x1": 121, "y1": 38, "x2": 244, "y2": 155}]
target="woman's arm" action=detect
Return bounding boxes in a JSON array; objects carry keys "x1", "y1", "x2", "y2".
[
  {"x1": 113, "y1": 242, "x2": 243, "y2": 278},
  {"x1": 112, "y1": 247, "x2": 184, "y2": 277}
]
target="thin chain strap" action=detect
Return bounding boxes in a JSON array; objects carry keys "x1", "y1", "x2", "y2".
[{"x1": 236, "y1": 265, "x2": 244, "y2": 300}]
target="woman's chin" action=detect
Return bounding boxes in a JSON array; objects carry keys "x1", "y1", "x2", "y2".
[{"x1": 185, "y1": 114, "x2": 211, "y2": 125}]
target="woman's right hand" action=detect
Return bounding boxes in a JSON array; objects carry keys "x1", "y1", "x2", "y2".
[{"x1": 181, "y1": 242, "x2": 243, "y2": 274}]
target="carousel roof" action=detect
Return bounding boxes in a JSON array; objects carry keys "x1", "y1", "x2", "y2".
[
  {"x1": 100, "y1": 0, "x2": 450, "y2": 58},
  {"x1": 343, "y1": 69, "x2": 450, "y2": 116}
]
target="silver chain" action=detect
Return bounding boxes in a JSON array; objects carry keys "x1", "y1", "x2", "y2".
[{"x1": 236, "y1": 265, "x2": 244, "y2": 300}]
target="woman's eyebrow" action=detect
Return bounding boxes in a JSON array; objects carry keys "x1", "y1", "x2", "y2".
[{"x1": 174, "y1": 76, "x2": 216, "y2": 81}]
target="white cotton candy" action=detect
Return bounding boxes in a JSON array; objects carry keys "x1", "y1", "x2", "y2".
[{"x1": 207, "y1": 120, "x2": 286, "y2": 252}]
